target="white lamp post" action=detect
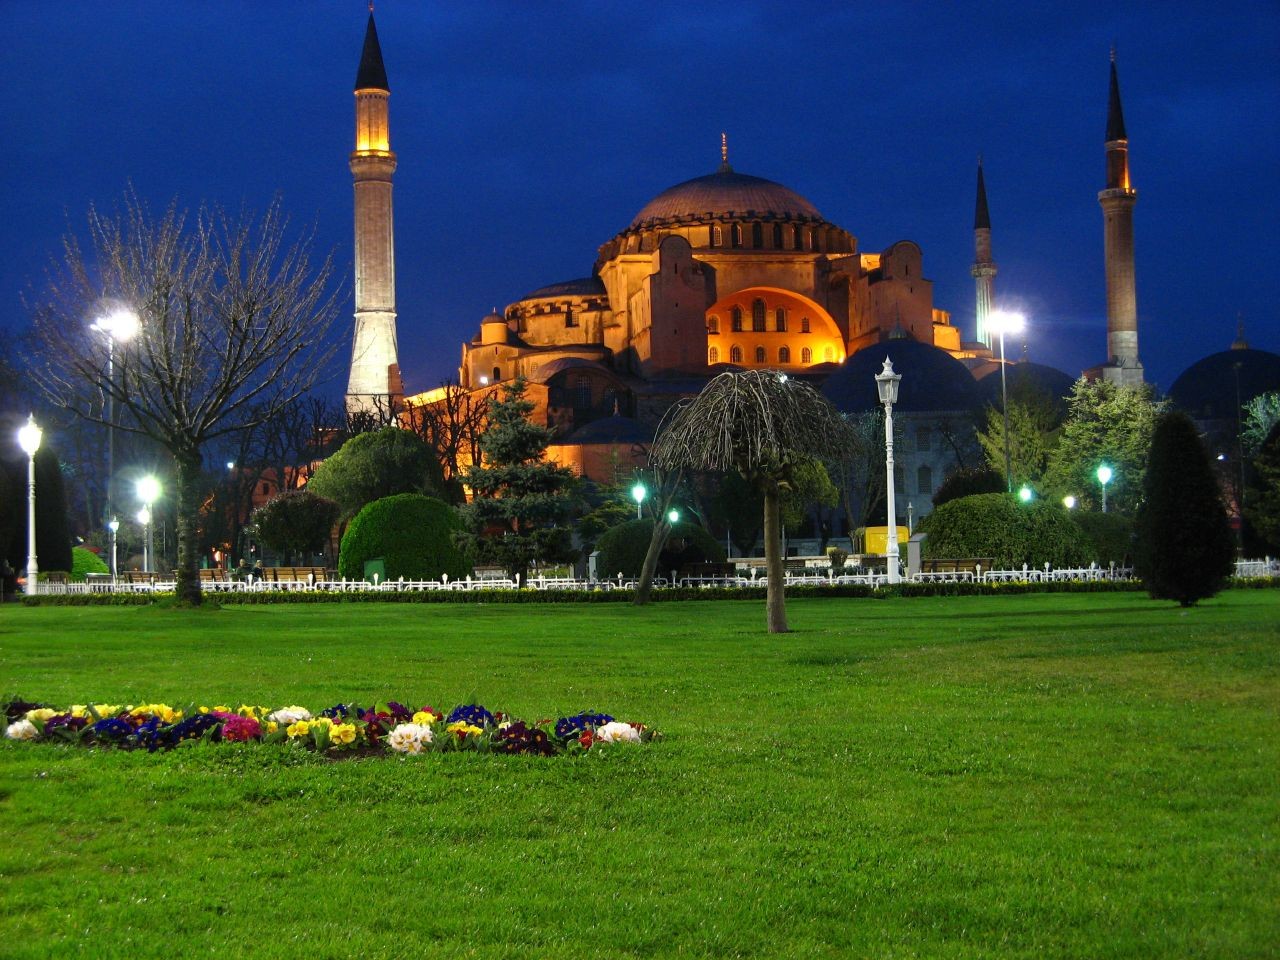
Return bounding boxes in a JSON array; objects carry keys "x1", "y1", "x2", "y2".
[
  {"x1": 108, "y1": 518, "x2": 120, "y2": 580},
  {"x1": 17, "y1": 414, "x2": 42, "y2": 596},
  {"x1": 1096, "y1": 464, "x2": 1113, "y2": 514},
  {"x1": 987, "y1": 310, "x2": 1025, "y2": 492},
  {"x1": 875, "y1": 358, "x2": 902, "y2": 584},
  {"x1": 136, "y1": 507, "x2": 152, "y2": 572},
  {"x1": 136, "y1": 475, "x2": 160, "y2": 572},
  {"x1": 90, "y1": 307, "x2": 139, "y2": 576},
  {"x1": 632, "y1": 482, "x2": 647, "y2": 520}
]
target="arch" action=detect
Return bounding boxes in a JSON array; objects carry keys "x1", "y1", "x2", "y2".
[
  {"x1": 752, "y1": 299, "x2": 766, "y2": 332},
  {"x1": 917, "y1": 465, "x2": 934, "y2": 495},
  {"x1": 704, "y1": 286, "x2": 846, "y2": 371},
  {"x1": 751, "y1": 222, "x2": 763, "y2": 248},
  {"x1": 772, "y1": 223, "x2": 783, "y2": 248},
  {"x1": 711, "y1": 225, "x2": 723, "y2": 247},
  {"x1": 492, "y1": 366, "x2": 501, "y2": 382},
  {"x1": 707, "y1": 315, "x2": 720, "y2": 334},
  {"x1": 775, "y1": 307, "x2": 787, "y2": 332},
  {"x1": 755, "y1": 345, "x2": 766, "y2": 363},
  {"x1": 801, "y1": 317, "x2": 811, "y2": 333},
  {"x1": 730, "y1": 345, "x2": 743, "y2": 364},
  {"x1": 731, "y1": 307, "x2": 743, "y2": 332},
  {"x1": 731, "y1": 223, "x2": 742, "y2": 248},
  {"x1": 779, "y1": 346, "x2": 791, "y2": 364},
  {"x1": 708, "y1": 346, "x2": 719, "y2": 364},
  {"x1": 823, "y1": 346, "x2": 835, "y2": 362},
  {"x1": 793, "y1": 224, "x2": 803, "y2": 250},
  {"x1": 801, "y1": 347, "x2": 812, "y2": 364}
]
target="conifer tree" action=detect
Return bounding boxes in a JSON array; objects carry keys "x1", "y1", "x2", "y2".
[
  {"x1": 1134, "y1": 411, "x2": 1234, "y2": 606},
  {"x1": 458, "y1": 379, "x2": 578, "y2": 583}
]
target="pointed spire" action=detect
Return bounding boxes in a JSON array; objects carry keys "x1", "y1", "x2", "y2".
[
  {"x1": 1106, "y1": 51, "x2": 1126, "y2": 142},
  {"x1": 974, "y1": 156, "x2": 991, "y2": 230},
  {"x1": 1232, "y1": 313, "x2": 1249, "y2": 350},
  {"x1": 355, "y1": 12, "x2": 390, "y2": 92},
  {"x1": 718, "y1": 132, "x2": 732, "y2": 173}
]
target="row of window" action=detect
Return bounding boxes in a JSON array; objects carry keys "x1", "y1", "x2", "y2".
[
  {"x1": 709, "y1": 345, "x2": 835, "y2": 365},
  {"x1": 708, "y1": 222, "x2": 822, "y2": 252},
  {"x1": 708, "y1": 301, "x2": 812, "y2": 335}
]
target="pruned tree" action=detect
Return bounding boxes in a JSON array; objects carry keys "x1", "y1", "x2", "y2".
[
  {"x1": 648, "y1": 370, "x2": 858, "y2": 633},
  {"x1": 26, "y1": 192, "x2": 339, "y2": 605},
  {"x1": 251, "y1": 490, "x2": 340, "y2": 565},
  {"x1": 307, "y1": 426, "x2": 444, "y2": 521}
]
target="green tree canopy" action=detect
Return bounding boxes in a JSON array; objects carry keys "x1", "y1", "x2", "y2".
[
  {"x1": 1241, "y1": 392, "x2": 1280, "y2": 457},
  {"x1": 308, "y1": 426, "x2": 445, "y2": 520},
  {"x1": 338, "y1": 493, "x2": 471, "y2": 582},
  {"x1": 1244, "y1": 422, "x2": 1280, "y2": 552},
  {"x1": 918, "y1": 492, "x2": 1091, "y2": 569},
  {"x1": 251, "y1": 489, "x2": 340, "y2": 564}
]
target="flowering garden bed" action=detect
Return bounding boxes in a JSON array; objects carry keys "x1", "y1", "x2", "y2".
[{"x1": 2, "y1": 699, "x2": 655, "y2": 756}]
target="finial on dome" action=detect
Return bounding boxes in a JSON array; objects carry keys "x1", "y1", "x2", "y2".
[
  {"x1": 1232, "y1": 313, "x2": 1249, "y2": 350},
  {"x1": 719, "y1": 132, "x2": 732, "y2": 173}
]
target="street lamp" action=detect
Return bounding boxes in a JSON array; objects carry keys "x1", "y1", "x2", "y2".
[
  {"x1": 987, "y1": 310, "x2": 1026, "y2": 492},
  {"x1": 17, "y1": 414, "x2": 42, "y2": 596},
  {"x1": 875, "y1": 357, "x2": 902, "y2": 584},
  {"x1": 631, "y1": 482, "x2": 647, "y2": 520},
  {"x1": 1018, "y1": 485, "x2": 1033, "y2": 503},
  {"x1": 108, "y1": 518, "x2": 120, "y2": 580},
  {"x1": 1096, "y1": 465, "x2": 1113, "y2": 514},
  {"x1": 90, "y1": 307, "x2": 139, "y2": 576},
  {"x1": 1062, "y1": 495, "x2": 1077, "y2": 510},
  {"x1": 136, "y1": 508, "x2": 152, "y2": 572},
  {"x1": 136, "y1": 475, "x2": 160, "y2": 572},
  {"x1": 667, "y1": 508, "x2": 679, "y2": 525}
]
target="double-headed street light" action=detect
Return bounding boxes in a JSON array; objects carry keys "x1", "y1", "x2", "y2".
[
  {"x1": 987, "y1": 310, "x2": 1026, "y2": 492},
  {"x1": 17, "y1": 414, "x2": 43, "y2": 596},
  {"x1": 1096, "y1": 464, "x2": 1113, "y2": 514},
  {"x1": 90, "y1": 307, "x2": 139, "y2": 576},
  {"x1": 631, "y1": 482, "x2": 647, "y2": 520},
  {"x1": 875, "y1": 357, "x2": 902, "y2": 584},
  {"x1": 136, "y1": 475, "x2": 160, "y2": 572}
]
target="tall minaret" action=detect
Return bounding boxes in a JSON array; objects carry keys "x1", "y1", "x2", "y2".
[
  {"x1": 971, "y1": 157, "x2": 997, "y2": 349},
  {"x1": 346, "y1": 11, "x2": 402, "y2": 417},
  {"x1": 1097, "y1": 51, "x2": 1143, "y2": 385}
]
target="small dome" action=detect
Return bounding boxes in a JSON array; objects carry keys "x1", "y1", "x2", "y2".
[
  {"x1": 564, "y1": 415, "x2": 652, "y2": 446},
  {"x1": 482, "y1": 309, "x2": 506, "y2": 324},
  {"x1": 1168, "y1": 348, "x2": 1280, "y2": 421},
  {"x1": 975, "y1": 362, "x2": 1077, "y2": 417},
  {"x1": 628, "y1": 169, "x2": 823, "y2": 230},
  {"x1": 520, "y1": 276, "x2": 607, "y2": 301},
  {"x1": 822, "y1": 340, "x2": 983, "y2": 414}
]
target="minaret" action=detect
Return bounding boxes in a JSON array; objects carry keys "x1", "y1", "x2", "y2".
[
  {"x1": 971, "y1": 157, "x2": 997, "y2": 349},
  {"x1": 346, "y1": 11, "x2": 402, "y2": 418},
  {"x1": 1097, "y1": 51, "x2": 1143, "y2": 385}
]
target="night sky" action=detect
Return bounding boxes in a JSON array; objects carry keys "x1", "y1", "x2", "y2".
[{"x1": 3, "y1": 1, "x2": 1277, "y2": 397}]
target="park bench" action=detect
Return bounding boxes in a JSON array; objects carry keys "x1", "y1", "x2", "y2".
[{"x1": 258, "y1": 566, "x2": 328, "y2": 588}]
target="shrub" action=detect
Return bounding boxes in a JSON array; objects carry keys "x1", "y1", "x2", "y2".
[
  {"x1": 1071, "y1": 511, "x2": 1135, "y2": 566},
  {"x1": 252, "y1": 490, "x2": 340, "y2": 564},
  {"x1": 919, "y1": 492, "x2": 1091, "y2": 568},
  {"x1": 932, "y1": 466, "x2": 1005, "y2": 509},
  {"x1": 70, "y1": 546, "x2": 108, "y2": 581},
  {"x1": 308, "y1": 427, "x2": 446, "y2": 519},
  {"x1": 338, "y1": 494, "x2": 471, "y2": 582},
  {"x1": 1135, "y1": 411, "x2": 1235, "y2": 606},
  {"x1": 595, "y1": 519, "x2": 726, "y2": 579}
]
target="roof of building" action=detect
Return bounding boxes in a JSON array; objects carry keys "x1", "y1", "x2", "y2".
[
  {"x1": 975, "y1": 361, "x2": 1076, "y2": 417},
  {"x1": 1167, "y1": 348, "x2": 1280, "y2": 421},
  {"x1": 520, "y1": 277, "x2": 607, "y2": 301},
  {"x1": 563, "y1": 415, "x2": 653, "y2": 445},
  {"x1": 627, "y1": 169, "x2": 824, "y2": 230},
  {"x1": 821, "y1": 340, "x2": 984, "y2": 414},
  {"x1": 527, "y1": 357, "x2": 618, "y2": 384},
  {"x1": 355, "y1": 14, "x2": 389, "y2": 92}
]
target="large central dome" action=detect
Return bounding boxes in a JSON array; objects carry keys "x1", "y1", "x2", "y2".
[{"x1": 628, "y1": 168, "x2": 824, "y2": 230}]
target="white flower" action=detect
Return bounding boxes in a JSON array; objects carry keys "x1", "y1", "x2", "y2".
[
  {"x1": 267, "y1": 706, "x2": 312, "y2": 724},
  {"x1": 387, "y1": 723, "x2": 433, "y2": 754},
  {"x1": 594, "y1": 721, "x2": 641, "y2": 744},
  {"x1": 5, "y1": 720, "x2": 38, "y2": 741}
]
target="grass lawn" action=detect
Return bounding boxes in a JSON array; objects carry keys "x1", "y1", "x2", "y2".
[{"x1": 0, "y1": 590, "x2": 1277, "y2": 959}]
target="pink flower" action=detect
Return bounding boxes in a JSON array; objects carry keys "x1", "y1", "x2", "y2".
[{"x1": 221, "y1": 716, "x2": 262, "y2": 742}]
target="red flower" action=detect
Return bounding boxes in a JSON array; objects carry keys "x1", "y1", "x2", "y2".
[{"x1": 579, "y1": 730, "x2": 594, "y2": 750}]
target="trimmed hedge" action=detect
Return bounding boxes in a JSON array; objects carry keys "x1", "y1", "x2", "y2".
[
  {"x1": 595, "y1": 519, "x2": 726, "y2": 579},
  {"x1": 338, "y1": 494, "x2": 472, "y2": 582},
  {"x1": 1071, "y1": 511, "x2": 1135, "y2": 566},
  {"x1": 70, "y1": 547, "x2": 109, "y2": 581},
  {"x1": 920, "y1": 493, "x2": 1091, "y2": 568}
]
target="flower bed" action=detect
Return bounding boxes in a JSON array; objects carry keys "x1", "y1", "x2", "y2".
[{"x1": 2, "y1": 699, "x2": 656, "y2": 757}]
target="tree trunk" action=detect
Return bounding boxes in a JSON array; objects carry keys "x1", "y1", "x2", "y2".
[
  {"x1": 633, "y1": 518, "x2": 670, "y2": 605},
  {"x1": 763, "y1": 485, "x2": 788, "y2": 633},
  {"x1": 174, "y1": 448, "x2": 204, "y2": 606}
]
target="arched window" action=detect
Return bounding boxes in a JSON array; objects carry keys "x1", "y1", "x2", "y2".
[
  {"x1": 731, "y1": 307, "x2": 743, "y2": 332},
  {"x1": 793, "y1": 224, "x2": 804, "y2": 250},
  {"x1": 755, "y1": 346, "x2": 766, "y2": 363},
  {"x1": 823, "y1": 346, "x2": 835, "y2": 362},
  {"x1": 809, "y1": 229, "x2": 819, "y2": 251},
  {"x1": 492, "y1": 366, "x2": 501, "y2": 382},
  {"x1": 710, "y1": 225, "x2": 722, "y2": 247},
  {"x1": 779, "y1": 346, "x2": 791, "y2": 363},
  {"x1": 917, "y1": 465, "x2": 934, "y2": 495},
  {"x1": 564, "y1": 306, "x2": 577, "y2": 328},
  {"x1": 730, "y1": 345, "x2": 743, "y2": 364},
  {"x1": 752, "y1": 299, "x2": 766, "y2": 332},
  {"x1": 751, "y1": 222, "x2": 763, "y2": 248},
  {"x1": 772, "y1": 223, "x2": 783, "y2": 248},
  {"x1": 801, "y1": 318, "x2": 811, "y2": 333},
  {"x1": 801, "y1": 347, "x2": 812, "y2": 364},
  {"x1": 775, "y1": 308, "x2": 787, "y2": 332},
  {"x1": 731, "y1": 223, "x2": 742, "y2": 248},
  {"x1": 707, "y1": 315, "x2": 719, "y2": 334},
  {"x1": 708, "y1": 346, "x2": 719, "y2": 364}
]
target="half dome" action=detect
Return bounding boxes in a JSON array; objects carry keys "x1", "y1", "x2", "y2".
[
  {"x1": 1168, "y1": 348, "x2": 1280, "y2": 421},
  {"x1": 628, "y1": 169, "x2": 823, "y2": 230},
  {"x1": 822, "y1": 340, "x2": 983, "y2": 415}
]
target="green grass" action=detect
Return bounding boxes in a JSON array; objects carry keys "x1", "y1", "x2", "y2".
[{"x1": 1, "y1": 591, "x2": 1277, "y2": 959}]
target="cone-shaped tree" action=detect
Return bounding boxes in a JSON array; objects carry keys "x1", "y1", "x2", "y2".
[
  {"x1": 1134, "y1": 411, "x2": 1234, "y2": 606},
  {"x1": 649, "y1": 370, "x2": 858, "y2": 633}
]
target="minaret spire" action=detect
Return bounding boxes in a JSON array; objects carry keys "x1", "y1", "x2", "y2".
[
  {"x1": 347, "y1": 10, "x2": 403, "y2": 417},
  {"x1": 971, "y1": 156, "x2": 997, "y2": 348},
  {"x1": 719, "y1": 132, "x2": 732, "y2": 173}
]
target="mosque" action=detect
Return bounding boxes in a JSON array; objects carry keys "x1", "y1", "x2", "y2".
[{"x1": 342, "y1": 13, "x2": 1278, "y2": 526}]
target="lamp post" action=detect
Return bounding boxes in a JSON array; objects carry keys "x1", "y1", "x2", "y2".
[
  {"x1": 1062, "y1": 495, "x2": 1077, "y2": 510},
  {"x1": 90, "y1": 308, "x2": 139, "y2": 576},
  {"x1": 667, "y1": 508, "x2": 679, "y2": 525},
  {"x1": 875, "y1": 358, "x2": 902, "y2": 584},
  {"x1": 136, "y1": 475, "x2": 160, "y2": 572},
  {"x1": 1096, "y1": 465, "x2": 1113, "y2": 514},
  {"x1": 17, "y1": 414, "x2": 42, "y2": 596},
  {"x1": 987, "y1": 310, "x2": 1025, "y2": 492},
  {"x1": 136, "y1": 507, "x2": 152, "y2": 572},
  {"x1": 108, "y1": 518, "x2": 120, "y2": 579},
  {"x1": 1018, "y1": 485, "x2": 1033, "y2": 503},
  {"x1": 632, "y1": 482, "x2": 647, "y2": 520}
]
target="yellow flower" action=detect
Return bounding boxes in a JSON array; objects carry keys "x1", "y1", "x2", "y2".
[
  {"x1": 266, "y1": 721, "x2": 279, "y2": 734},
  {"x1": 25, "y1": 708, "x2": 57, "y2": 723},
  {"x1": 311, "y1": 716, "x2": 333, "y2": 729},
  {"x1": 412, "y1": 711, "x2": 436, "y2": 725},
  {"x1": 70, "y1": 705, "x2": 88, "y2": 718},
  {"x1": 92, "y1": 704, "x2": 121, "y2": 718},
  {"x1": 286, "y1": 720, "x2": 311, "y2": 738},
  {"x1": 238, "y1": 704, "x2": 265, "y2": 718},
  {"x1": 330, "y1": 723, "x2": 357, "y2": 745},
  {"x1": 447, "y1": 721, "x2": 482, "y2": 738}
]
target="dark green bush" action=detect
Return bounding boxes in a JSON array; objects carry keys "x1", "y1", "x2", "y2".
[
  {"x1": 919, "y1": 492, "x2": 1091, "y2": 568},
  {"x1": 70, "y1": 547, "x2": 108, "y2": 581},
  {"x1": 932, "y1": 466, "x2": 1005, "y2": 508},
  {"x1": 594, "y1": 519, "x2": 726, "y2": 578},
  {"x1": 337, "y1": 494, "x2": 472, "y2": 582},
  {"x1": 1071, "y1": 511, "x2": 1135, "y2": 565}
]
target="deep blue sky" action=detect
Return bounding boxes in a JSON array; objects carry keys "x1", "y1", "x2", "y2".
[{"x1": 2, "y1": 1, "x2": 1277, "y2": 396}]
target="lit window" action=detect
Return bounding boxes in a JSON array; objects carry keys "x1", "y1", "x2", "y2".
[
  {"x1": 801, "y1": 347, "x2": 812, "y2": 364},
  {"x1": 752, "y1": 299, "x2": 766, "y2": 332},
  {"x1": 801, "y1": 318, "x2": 811, "y2": 333},
  {"x1": 730, "y1": 345, "x2": 743, "y2": 363},
  {"x1": 492, "y1": 366, "x2": 501, "y2": 382},
  {"x1": 731, "y1": 307, "x2": 743, "y2": 332},
  {"x1": 707, "y1": 315, "x2": 719, "y2": 334},
  {"x1": 823, "y1": 346, "x2": 835, "y2": 362},
  {"x1": 779, "y1": 346, "x2": 791, "y2": 363},
  {"x1": 711, "y1": 225, "x2": 722, "y2": 247},
  {"x1": 709, "y1": 346, "x2": 719, "y2": 364},
  {"x1": 755, "y1": 346, "x2": 766, "y2": 363},
  {"x1": 775, "y1": 308, "x2": 787, "y2": 332},
  {"x1": 731, "y1": 224, "x2": 742, "y2": 248}
]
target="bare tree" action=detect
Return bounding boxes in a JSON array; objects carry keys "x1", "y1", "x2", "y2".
[
  {"x1": 649, "y1": 370, "x2": 857, "y2": 633},
  {"x1": 27, "y1": 192, "x2": 339, "y2": 604},
  {"x1": 403, "y1": 381, "x2": 489, "y2": 486}
]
